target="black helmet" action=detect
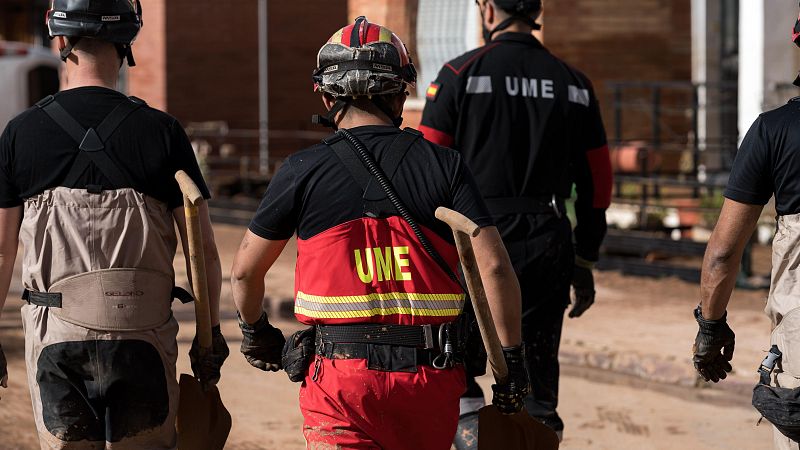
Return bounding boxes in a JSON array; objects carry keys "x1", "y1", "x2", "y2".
[
  {"x1": 46, "y1": 0, "x2": 143, "y2": 66},
  {"x1": 480, "y1": 0, "x2": 542, "y2": 42},
  {"x1": 493, "y1": 0, "x2": 542, "y2": 17}
]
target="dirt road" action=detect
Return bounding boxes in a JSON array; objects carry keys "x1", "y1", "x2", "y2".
[{"x1": 0, "y1": 223, "x2": 776, "y2": 449}]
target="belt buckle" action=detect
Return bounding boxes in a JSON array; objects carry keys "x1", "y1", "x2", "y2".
[{"x1": 422, "y1": 324, "x2": 434, "y2": 349}]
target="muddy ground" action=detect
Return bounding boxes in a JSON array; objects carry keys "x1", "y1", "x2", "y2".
[{"x1": 0, "y1": 223, "x2": 777, "y2": 449}]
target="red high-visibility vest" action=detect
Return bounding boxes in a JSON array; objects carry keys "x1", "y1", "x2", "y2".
[{"x1": 294, "y1": 216, "x2": 464, "y2": 325}]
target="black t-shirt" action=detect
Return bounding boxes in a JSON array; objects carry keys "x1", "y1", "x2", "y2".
[
  {"x1": 0, "y1": 86, "x2": 209, "y2": 209},
  {"x1": 248, "y1": 125, "x2": 493, "y2": 243},
  {"x1": 419, "y1": 33, "x2": 611, "y2": 261},
  {"x1": 724, "y1": 98, "x2": 800, "y2": 215}
]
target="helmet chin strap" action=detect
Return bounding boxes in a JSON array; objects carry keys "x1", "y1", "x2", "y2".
[
  {"x1": 59, "y1": 37, "x2": 79, "y2": 62},
  {"x1": 312, "y1": 96, "x2": 402, "y2": 129},
  {"x1": 312, "y1": 98, "x2": 351, "y2": 130}
]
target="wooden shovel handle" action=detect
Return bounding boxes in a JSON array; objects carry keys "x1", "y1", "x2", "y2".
[
  {"x1": 435, "y1": 207, "x2": 509, "y2": 383},
  {"x1": 175, "y1": 171, "x2": 212, "y2": 350}
]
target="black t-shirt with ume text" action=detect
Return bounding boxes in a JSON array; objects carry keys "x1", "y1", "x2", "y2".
[
  {"x1": 0, "y1": 86, "x2": 209, "y2": 209},
  {"x1": 248, "y1": 125, "x2": 493, "y2": 243},
  {"x1": 725, "y1": 98, "x2": 800, "y2": 215}
]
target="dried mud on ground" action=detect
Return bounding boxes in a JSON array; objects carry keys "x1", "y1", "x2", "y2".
[{"x1": 0, "y1": 224, "x2": 776, "y2": 449}]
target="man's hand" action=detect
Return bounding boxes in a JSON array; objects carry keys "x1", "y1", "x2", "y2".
[
  {"x1": 239, "y1": 311, "x2": 286, "y2": 372},
  {"x1": 189, "y1": 325, "x2": 230, "y2": 387},
  {"x1": 0, "y1": 342, "x2": 7, "y2": 394},
  {"x1": 491, "y1": 346, "x2": 530, "y2": 414},
  {"x1": 570, "y1": 258, "x2": 596, "y2": 318},
  {"x1": 693, "y1": 306, "x2": 735, "y2": 382}
]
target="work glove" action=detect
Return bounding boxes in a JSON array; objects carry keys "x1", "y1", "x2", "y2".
[
  {"x1": 239, "y1": 311, "x2": 286, "y2": 372},
  {"x1": 491, "y1": 346, "x2": 530, "y2": 414},
  {"x1": 0, "y1": 341, "x2": 7, "y2": 395},
  {"x1": 189, "y1": 325, "x2": 230, "y2": 388},
  {"x1": 569, "y1": 257, "x2": 596, "y2": 318},
  {"x1": 692, "y1": 306, "x2": 735, "y2": 383}
]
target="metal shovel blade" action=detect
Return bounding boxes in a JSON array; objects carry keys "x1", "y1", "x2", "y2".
[
  {"x1": 478, "y1": 405, "x2": 559, "y2": 450},
  {"x1": 177, "y1": 373, "x2": 231, "y2": 450}
]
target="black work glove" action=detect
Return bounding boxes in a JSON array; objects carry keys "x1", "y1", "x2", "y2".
[
  {"x1": 692, "y1": 306, "x2": 735, "y2": 383},
  {"x1": 0, "y1": 341, "x2": 7, "y2": 394},
  {"x1": 189, "y1": 325, "x2": 230, "y2": 388},
  {"x1": 239, "y1": 311, "x2": 286, "y2": 372},
  {"x1": 491, "y1": 346, "x2": 530, "y2": 414},
  {"x1": 570, "y1": 258, "x2": 596, "y2": 318}
]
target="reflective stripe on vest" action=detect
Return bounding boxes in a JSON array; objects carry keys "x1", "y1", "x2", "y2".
[{"x1": 295, "y1": 216, "x2": 464, "y2": 325}]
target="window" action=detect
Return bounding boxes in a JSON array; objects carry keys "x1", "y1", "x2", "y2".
[{"x1": 415, "y1": 0, "x2": 480, "y2": 97}]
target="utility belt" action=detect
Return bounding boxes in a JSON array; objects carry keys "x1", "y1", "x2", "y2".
[
  {"x1": 752, "y1": 306, "x2": 800, "y2": 442},
  {"x1": 485, "y1": 195, "x2": 565, "y2": 218},
  {"x1": 282, "y1": 319, "x2": 468, "y2": 382},
  {"x1": 22, "y1": 269, "x2": 193, "y2": 332}
]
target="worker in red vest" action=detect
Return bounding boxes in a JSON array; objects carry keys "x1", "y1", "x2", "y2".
[{"x1": 231, "y1": 17, "x2": 527, "y2": 449}]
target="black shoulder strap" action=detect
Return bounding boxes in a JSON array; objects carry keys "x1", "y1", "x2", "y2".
[
  {"x1": 326, "y1": 136, "x2": 373, "y2": 192},
  {"x1": 382, "y1": 128, "x2": 421, "y2": 181},
  {"x1": 37, "y1": 96, "x2": 145, "y2": 189},
  {"x1": 96, "y1": 96, "x2": 146, "y2": 142},
  {"x1": 325, "y1": 128, "x2": 421, "y2": 196},
  {"x1": 36, "y1": 95, "x2": 86, "y2": 143}
]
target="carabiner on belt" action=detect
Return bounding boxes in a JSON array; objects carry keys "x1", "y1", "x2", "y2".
[{"x1": 432, "y1": 324, "x2": 455, "y2": 369}]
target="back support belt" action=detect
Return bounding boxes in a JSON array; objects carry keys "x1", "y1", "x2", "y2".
[{"x1": 22, "y1": 269, "x2": 181, "y2": 331}]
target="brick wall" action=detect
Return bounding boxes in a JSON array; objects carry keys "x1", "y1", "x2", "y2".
[
  {"x1": 128, "y1": 0, "x2": 166, "y2": 110},
  {"x1": 129, "y1": 0, "x2": 347, "y2": 164},
  {"x1": 268, "y1": 0, "x2": 348, "y2": 153},
  {"x1": 542, "y1": 0, "x2": 693, "y2": 145},
  {"x1": 164, "y1": 0, "x2": 258, "y2": 130}
]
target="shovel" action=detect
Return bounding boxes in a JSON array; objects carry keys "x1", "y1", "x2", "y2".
[
  {"x1": 435, "y1": 207, "x2": 559, "y2": 450},
  {"x1": 175, "y1": 170, "x2": 231, "y2": 450}
]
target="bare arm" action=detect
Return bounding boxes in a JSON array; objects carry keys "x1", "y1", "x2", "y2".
[
  {"x1": 700, "y1": 199, "x2": 763, "y2": 320},
  {"x1": 471, "y1": 226, "x2": 522, "y2": 347},
  {"x1": 0, "y1": 207, "x2": 21, "y2": 319},
  {"x1": 173, "y1": 203, "x2": 222, "y2": 326},
  {"x1": 231, "y1": 230, "x2": 289, "y2": 324}
]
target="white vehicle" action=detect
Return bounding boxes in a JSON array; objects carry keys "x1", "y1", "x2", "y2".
[{"x1": 0, "y1": 41, "x2": 61, "y2": 130}]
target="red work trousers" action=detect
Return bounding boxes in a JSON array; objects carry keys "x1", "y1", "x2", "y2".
[{"x1": 299, "y1": 357, "x2": 466, "y2": 449}]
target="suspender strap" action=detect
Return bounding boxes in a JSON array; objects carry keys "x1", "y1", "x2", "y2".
[
  {"x1": 36, "y1": 96, "x2": 86, "y2": 143},
  {"x1": 382, "y1": 128, "x2": 421, "y2": 180},
  {"x1": 96, "y1": 96, "x2": 145, "y2": 142},
  {"x1": 36, "y1": 95, "x2": 145, "y2": 189},
  {"x1": 325, "y1": 128, "x2": 421, "y2": 203}
]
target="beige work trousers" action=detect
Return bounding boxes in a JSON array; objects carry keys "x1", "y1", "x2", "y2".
[
  {"x1": 766, "y1": 214, "x2": 800, "y2": 449},
  {"x1": 22, "y1": 304, "x2": 180, "y2": 450}
]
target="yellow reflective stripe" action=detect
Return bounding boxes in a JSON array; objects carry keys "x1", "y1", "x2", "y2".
[
  {"x1": 295, "y1": 305, "x2": 463, "y2": 319},
  {"x1": 379, "y1": 27, "x2": 392, "y2": 43},
  {"x1": 296, "y1": 290, "x2": 464, "y2": 304}
]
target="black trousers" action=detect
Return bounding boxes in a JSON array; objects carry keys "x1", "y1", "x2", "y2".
[{"x1": 465, "y1": 212, "x2": 573, "y2": 433}]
